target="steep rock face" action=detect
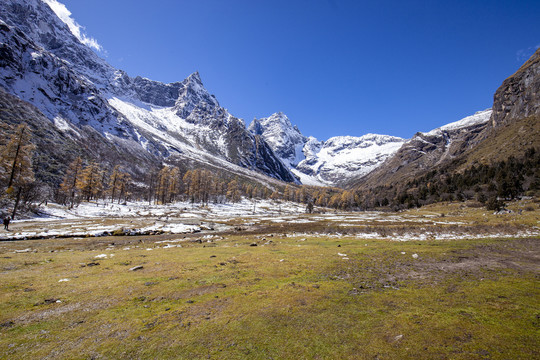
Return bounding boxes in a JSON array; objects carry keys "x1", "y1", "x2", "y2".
[
  {"x1": 0, "y1": 0, "x2": 115, "y2": 85},
  {"x1": 0, "y1": 19, "x2": 134, "y2": 139},
  {"x1": 491, "y1": 48, "x2": 540, "y2": 127},
  {"x1": 297, "y1": 134, "x2": 406, "y2": 186},
  {"x1": 0, "y1": 0, "x2": 296, "y2": 183},
  {"x1": 248, "y1": 113, "x2": 405, "y2": 186},
  {"x1": 248, "y1": 112, "x2": 307, "y2": 168},
  {"x1": 132, "y1": 76, "x2": 184, "y2": 107},
  {"x1": 356, "y1": 109, "x2": 492, "y2": 188}
]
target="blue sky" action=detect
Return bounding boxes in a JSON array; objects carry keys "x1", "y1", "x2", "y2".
[{"x1": 57, "y1": 0, "x2": 539, "y2": 140}]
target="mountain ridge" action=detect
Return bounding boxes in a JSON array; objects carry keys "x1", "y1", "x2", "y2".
[
  {"x1": 1, "y1": 0, "x2": 538, "y2": 196},
  {"x1": 0, "y1": 0, "x2": 297, "y2": 184}
]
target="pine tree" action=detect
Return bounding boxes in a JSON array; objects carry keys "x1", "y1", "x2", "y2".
[
  {"x1": 0, "y1": 124, "x2": 35, "y2": 193},
  {"x1": 59, "y1": 157, "x2": 83, "y2": 208},
  {"x1": 183, "y1": 170, "x2": 194, "y2": 203},
  {"x1": 108, "y1": 165, "x2": 131, "y2": 204},
  {"x1": 0, "y1": 124, "x2": 35, "y2": 218},
  {"x1": 168, "y1": 167, "x2": 181, "y2": 203},
  {"x1": 76, "y1": 162, "x2": 103, "y2": 202},
  {"x1": 227, "y1": 178, "x2": 241, "y2": 202},
  {"x1": 117, "y1": 172, "x2": 131, "y2": 204},
  {"x1": 156, "y1": 166, "x2": 171, "y2": 204},
  {"x1": 108, "y1": 165, "x2": 122, "y2": 203}
]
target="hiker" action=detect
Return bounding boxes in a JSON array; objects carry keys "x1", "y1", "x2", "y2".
[{"x1": 3, "y1": 216, "x2": 11, "y2": 231}]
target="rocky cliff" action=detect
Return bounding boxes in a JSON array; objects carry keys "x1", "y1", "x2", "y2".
[{"x1": 490, "y1": 48, "x2": 540, "y2": 128}]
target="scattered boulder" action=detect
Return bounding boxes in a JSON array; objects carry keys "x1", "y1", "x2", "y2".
[
  {"x1": 129, "y1": 265, "x2": 144, "y2": 271},
  {"x1": 249, "y1": 243, "x2": 258, "y2": 247},
  {"x1": 0, "y1": 321, "x2": 14, "y2": 328},
  {"x1": 14, "y1": 248, "x2": 32, "y2": 253},
  {"x1": 42, "y1": 298, "x2": 60, "y2": 305}
]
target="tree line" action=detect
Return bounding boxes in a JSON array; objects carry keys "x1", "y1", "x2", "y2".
[{"x1": 1, "y1": 122, "x2": 538, "y2": 218}]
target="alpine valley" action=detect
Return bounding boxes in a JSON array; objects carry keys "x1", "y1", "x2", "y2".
[{"x1": 0, "y1": 0, "x2": 539, "y2": 203}]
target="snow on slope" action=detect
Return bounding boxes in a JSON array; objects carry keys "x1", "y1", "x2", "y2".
[
  {"x1": 425, "y1": 109, "x2": 492, "y2": 136},
  {"x1": 249, "y1": 112, "x2": 307, "y2": 168},
  {"x1": 249, "y1": 114, "x2": 407, "y2": 186},
  {"x1": 106, "y1": 97, "x2": 289, "y2": 189},
  {"x1": 296, "y1": 134, "x2": 406, "y2": 185}
]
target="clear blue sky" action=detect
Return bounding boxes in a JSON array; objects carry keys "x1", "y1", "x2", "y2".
[{"x1": 58, "y1": 0, "x2": 539, "y2": 140}]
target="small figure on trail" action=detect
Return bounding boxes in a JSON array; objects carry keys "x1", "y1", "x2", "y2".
[{"x1": 3, "y1": 216, "x2": 11, "y2": 231}]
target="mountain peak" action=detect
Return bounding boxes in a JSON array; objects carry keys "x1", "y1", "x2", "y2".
[
  {"x1": 187, "y1": 71, "x2": 202, "y2": 84},
  {"x1": 248, "y1": 112, "x2": 307, "y2": 168}
]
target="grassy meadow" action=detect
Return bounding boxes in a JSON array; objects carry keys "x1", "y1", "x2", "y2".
[{"x1": 0, "y1": 201, "x2": 539, "y2": 359}]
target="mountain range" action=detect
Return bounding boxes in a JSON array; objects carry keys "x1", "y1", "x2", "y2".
[{"x1": 0, "y1": 0, "x2": 538, "y2": 193}]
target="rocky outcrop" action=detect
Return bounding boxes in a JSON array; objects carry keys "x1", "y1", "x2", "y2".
[
  {"x1": 248, "y1": 113, "x2": 307, "y2": 168},
  {"x1": 491, "y1": 48, "x2": 540, "y2": 127}
]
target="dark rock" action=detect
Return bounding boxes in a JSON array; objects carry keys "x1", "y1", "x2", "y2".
[{"x1": 491, "y1": 48, "x2": 540, "y2": 127}]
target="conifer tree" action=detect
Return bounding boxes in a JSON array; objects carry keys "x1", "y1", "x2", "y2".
[
  {"x1": 59, "y1": 157, "x2": 83, "y2": 208},
  {"x1": 227, "y1": 178, "x2": 241, "y2": 202},
  {"x1": 108, "y1": 165, "x2": 131, "y2": 204},
  {"x1": 168, "y1": 167, "x2": 181, "y2": 203},
  {"x1": 0, "y1": 124, "x2": 35, "y2": 218},
  {"x1": 183, "y1": 170, "x2": 194, "y2": 203},
  {"x1": 117, "y1": 172, "x2": 131, "y2": 204},
  {"x1": 0, "y1": 124, "x2": 35, "y2": 193},
  {"x1": 76, "y1": 161, "x2": 103, "y2": 201},
  {"x1": 156, "y1": 166, "x2": 171, "y2": 204},
  {"x1": 108, "y1": 165, "x2": 122, "y2": 203}
]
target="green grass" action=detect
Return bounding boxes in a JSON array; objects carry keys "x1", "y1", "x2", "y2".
[{"x1": 0, "y1": 213, "x2": 539, "y2": 359}]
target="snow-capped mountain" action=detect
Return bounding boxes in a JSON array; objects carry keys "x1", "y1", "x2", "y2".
[
  {"x1": 248, "y1": 112, "x2": 307, "y2": 168},
  {"x1": 423, "y1": 109, "x2": 492, "y2": 137},
  {"x1": 248, "y1": 113, "x2": 406, "y2": 186},
  {"x1": 356, "y1": 109, "x2": 493, "y2": 188},
  {"x1": 0, "y1": 0, "x2": 296, "y2": 183},
  {"x1": 399, "y1": 109, "x2": 493, "y2": 168},
  {"x1": 295, "y1": 134, "x2": 406, "y2": 186}
]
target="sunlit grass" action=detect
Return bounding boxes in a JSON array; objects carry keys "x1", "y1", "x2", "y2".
[{"x1": 0, "y1": 203, "x2": 538, "y2": 359}]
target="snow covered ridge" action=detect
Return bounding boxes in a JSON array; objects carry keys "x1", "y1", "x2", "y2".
[
  {"x1": 295, "y1": 134, "x2": 406, "y2": 186},
  {"x1": 424, "y1": 109, "x2": 492, "y2": 136},
  {"x1": 250, "y1": 113, "x2": 407, "y2": 186}
]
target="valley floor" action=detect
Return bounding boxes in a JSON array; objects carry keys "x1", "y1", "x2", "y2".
[{"x1": 0, "y1": 199, "x2": 538, "y2": 359}]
